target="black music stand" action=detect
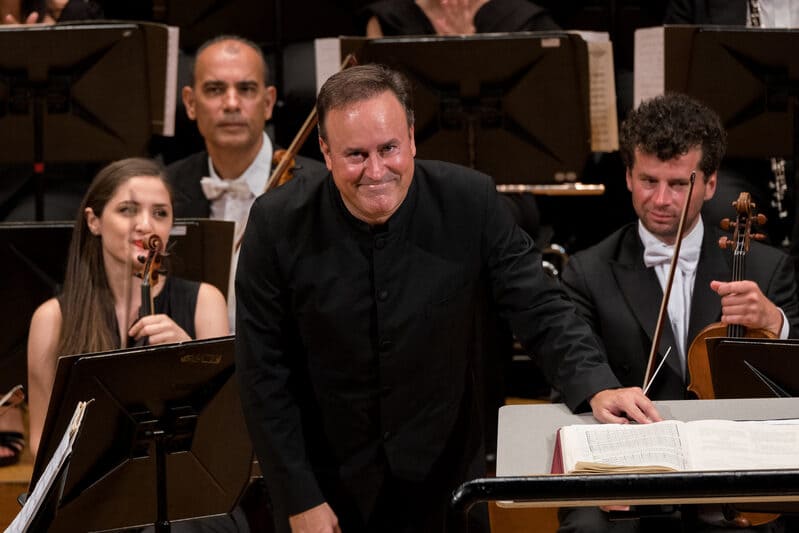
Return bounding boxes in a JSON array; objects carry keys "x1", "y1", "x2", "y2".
[
  {"x1": 707, "y1": 337, "x2": 799, "y2": 399},
  {"x1": 338, "y1": 33, "x2": 593, "y2": 186},
  {"x1": 705, "y1": 337, "x2": 799, "y2": 514},
  {"x1": 0, "y1": 22, "x2": 175, "y2": 220},
  {"x1": 652, "y1": 26, "x2": 799, "y2": 160},
  {"x1": 0, "y1": 218, "x2": 233, "y2": 393},
  {"x1": 29, "y1": 336, "x2": 251, "y2": 532}
]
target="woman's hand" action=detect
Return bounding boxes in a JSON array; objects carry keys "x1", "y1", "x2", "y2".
[
  {"x1": 2, "y1": 0, "x2": 66, "y2": 24},
  {"x1": 427, "y1": 0, "x2": 487, "y2": 35},
  {"x1": 129, "y1": 314, "x2": 191, "y2": 345}
]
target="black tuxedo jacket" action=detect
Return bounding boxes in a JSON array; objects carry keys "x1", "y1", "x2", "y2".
[
  {"x1": 664, "y1": 0, "x2": 746, "y2": 24},
  {"x1": 561, "y1": 222, "x2": 799, "y2": 408},
  {"x1": 166, "y1": 149, "x2": 327, "y2": 218}
]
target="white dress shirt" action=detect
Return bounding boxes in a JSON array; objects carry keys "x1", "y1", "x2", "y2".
[
  {"x1": 204, "y1": 132, "x2": 273, "y2": 332},
  {"x1": 639, "y1": 219, "x2": 703, "y2": 373}
]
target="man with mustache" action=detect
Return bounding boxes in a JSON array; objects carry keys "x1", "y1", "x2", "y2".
[
  {"x1": 234, "y1": 64, "x2": 610, "y2": 533},
  {"x1": 557, "y1": 93, "x2": 799, "y2": 532},
  {"x1": 167, "y1": 35, "x2": 325, "y2": 330}
]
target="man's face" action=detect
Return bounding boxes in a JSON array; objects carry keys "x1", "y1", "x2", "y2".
[
  {"x1": 627, "y1": 146, "x2": 717, "y2": 244},
  {"x1": 183, "y1": 40, "x2": 276, "y2": 155},
  {"x1": 319, "y1": 91, "x2": 416, "y2": 225}
]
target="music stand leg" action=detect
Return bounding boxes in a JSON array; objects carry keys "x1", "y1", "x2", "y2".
[{"x1": 154, "y1": 429, "x2": 171, "y2": 533}]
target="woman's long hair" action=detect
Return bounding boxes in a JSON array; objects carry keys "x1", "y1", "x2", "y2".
[{"x1": 57, "y1": 157, "x2": 171, "y2": 356}]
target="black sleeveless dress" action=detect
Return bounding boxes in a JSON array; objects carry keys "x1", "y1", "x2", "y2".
[
  {"x1": 119, "y1": 276, "x2": 199, "y2": 346},
  {"x1": 359, "y1": 0, "x2": 559, "y2": 35}
]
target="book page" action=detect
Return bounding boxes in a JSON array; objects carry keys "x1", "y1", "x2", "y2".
[
  {"x1": 684, "y1": 419, "x2": 799, "y2": 471},
  {"x1": 560, "y1": 420, "x2": 689, "y2": 473},
  {"x1": 7, "y1": 401, "x2": 90, "y2": 533},
  {"x1": 633, "y1": 26, "x2": 665, "y2": 108}
]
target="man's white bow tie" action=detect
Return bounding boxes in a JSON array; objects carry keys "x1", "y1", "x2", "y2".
[
  {"x1": 643, "y1": 241, "x2": 699, "y2": 272},
  {"x1": 200, "y1": 177, "x2": 251, "y2": 200}
]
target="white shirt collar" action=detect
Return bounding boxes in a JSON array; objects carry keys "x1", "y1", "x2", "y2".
[
  {"x1": 638, "y1": 217, "x2": 704, "y2": 270},
  {"x1": 207, "y1": 132, "x2": 273, "y2": 195}
]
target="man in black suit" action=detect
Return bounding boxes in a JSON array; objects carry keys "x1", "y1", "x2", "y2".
[
  {"x1": 558, "y1": 93, "x2": 799, "y2": 532},
  {"x1": 167, "y1": 35, "x2": 324, "y2": 329},
  {"x1": 168, "y1": 35, "x2": 324, "y2": 221},
  {"x1": 234, "y1": 64, "x2": 609, "y2": 533}
]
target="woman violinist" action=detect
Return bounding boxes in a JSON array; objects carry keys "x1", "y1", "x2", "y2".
[{"x1": 27, "y1": 158, "x2": 228, "y2": 457}]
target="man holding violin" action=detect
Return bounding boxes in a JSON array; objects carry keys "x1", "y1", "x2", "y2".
[
  {"x1": 558, "y1": 93, "x2": 799, "y2": 532},
  {"x1": 167, "y1": 35, "x2": 325, "y2": 329}
]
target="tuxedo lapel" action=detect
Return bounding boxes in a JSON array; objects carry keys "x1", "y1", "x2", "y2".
[
  {"x1": 611, "y1": 229, "x2": 682, "y2": 382},
  {"x1": 689, "y1": 228, "x2": 729, "y2": 341}
]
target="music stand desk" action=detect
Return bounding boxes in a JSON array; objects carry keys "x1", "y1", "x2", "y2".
[
  {"x1": 499, "y1": 398, "x2": 799, "y2": 476},
  {"x1": 448, "y1": 398, "x2": 799, "y2": 531},
  {"x1": 496, "y1": 183, "x2": 605, "y2": 196}
]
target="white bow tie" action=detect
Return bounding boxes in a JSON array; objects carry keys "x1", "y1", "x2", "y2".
[
  {"x1": 643, "y1": 241, "x2": 700, "y2": 272},
  {"x1": 200, "y1": 177, "x2": 252, "y2": 200}
]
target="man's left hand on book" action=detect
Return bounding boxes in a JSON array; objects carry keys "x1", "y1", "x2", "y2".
[
  {"x1": 589, "y1": 387, "x2": 662, "y2": 424},
  {"x1": 589, "y1": 386, "x2": 663, "y2": 513}
]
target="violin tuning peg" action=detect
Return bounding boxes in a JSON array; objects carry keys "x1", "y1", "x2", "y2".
[
  {"x1": 137, "y1": 255, "x2": 146, "y2": 264},
  {"x1": 134, "y1": 272, "x2": 143, "y2": 279},
  {"x1": 719, "y1": 218, "x2": 731, "y2": 231},
  {"x1": 756, "y1": 214, "x2": 767, "y2": 225},
  {"x1": 753, "y1": 233, "x2": 767, "y2": 241}
]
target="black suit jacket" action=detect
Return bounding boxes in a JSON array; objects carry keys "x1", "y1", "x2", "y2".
[
  {"x1": 166, "y1": 149, "x2": 327, "y2": 218},
  {"x1": 561, "y1": 222, "x2": 799, "y2": 408},
  {"x1": 235, "y1": 160, "x2": 607, "y2": 525},
  {"x1": 664, "y1": 0, "x2": 746, "y2": 24}
]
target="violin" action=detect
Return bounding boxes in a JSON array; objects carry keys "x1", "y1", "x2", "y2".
[
  {"x1": 686, "y1": 192, "x2": 774, "y2": 400},
  {"x1": 270, "y1": 148, "x2": 297, "y2": 187},
  {"x1": 136, "y1": 235, "x2": 166, "y2": 319},
  {"x1": 686, "y1": 192, "x2": 778, "y2": 528}
]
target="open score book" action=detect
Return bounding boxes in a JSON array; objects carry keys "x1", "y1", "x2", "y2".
[{"x1": 551, "y1": 419, "x2": 799, "y2": 474}]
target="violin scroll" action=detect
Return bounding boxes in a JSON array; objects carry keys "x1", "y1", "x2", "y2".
[
  {"x1": 716, "y1": 193, "x2": 767, "y2": 252},
  {"x1": 136, "y1": 235, "x2": 168, "y2": 318}
]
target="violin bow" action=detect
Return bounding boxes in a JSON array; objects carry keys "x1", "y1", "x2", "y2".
[{"x1": 642, "y1": 171, "x2": 696, "y2": 390}]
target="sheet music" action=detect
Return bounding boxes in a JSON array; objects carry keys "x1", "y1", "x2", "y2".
[
  {"x1": 6, "y1": 401, "x2": 90, "y2": 533},
  {"x1": 314, "y1": 38, "x2": 342, "y2": 95},
  {"x1": 585, "y1": 38, "x2": 618, "y2": 152},
  {"x1": 633, "y1": 26, "x2": 665, "y2": 108},
  {"x1": 161, "y1": 26, "x2": 180, "y2": 137}
]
